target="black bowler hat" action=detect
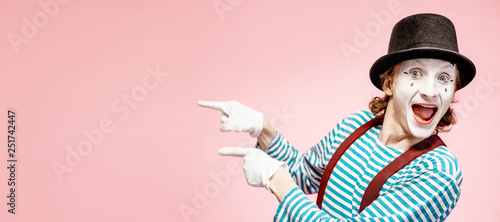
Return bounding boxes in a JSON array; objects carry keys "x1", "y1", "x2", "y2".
[{"x1": 370, "y1": 13, "x2": 476, "y2": 90}]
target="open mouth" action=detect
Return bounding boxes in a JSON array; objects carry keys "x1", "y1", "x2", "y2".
[{"x1": 412, "y1": 103, "x2": 438, "y2": 125}]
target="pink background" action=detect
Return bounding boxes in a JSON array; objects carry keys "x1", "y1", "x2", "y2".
[{"x1": 1, "y1": 0, "x2": 499, "y2": 221}]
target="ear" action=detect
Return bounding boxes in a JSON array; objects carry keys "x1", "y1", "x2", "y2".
[{"x1": 382, "y1": 76, "x2": 394, "y2": 96}]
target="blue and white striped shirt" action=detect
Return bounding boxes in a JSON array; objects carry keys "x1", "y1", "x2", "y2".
[{"x1": 266, "y1": 110, "x2": 462, "y2": 221}]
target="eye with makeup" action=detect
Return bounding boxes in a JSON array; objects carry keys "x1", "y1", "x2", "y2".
[
  {"x1": 404, "y1": 69, "x2": 423, "y2": 79},
  {"x1": 437, "y1": 73, "x2": 450, "y2": 84}
]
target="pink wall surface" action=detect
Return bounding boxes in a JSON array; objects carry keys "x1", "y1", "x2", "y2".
[{"x1": 1, "y1": 0, "x2": 499, "y2": 221}]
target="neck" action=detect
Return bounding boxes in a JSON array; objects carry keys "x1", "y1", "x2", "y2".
[{"x1": 378, "y1": 105, "x2": 424, "y2": 150}]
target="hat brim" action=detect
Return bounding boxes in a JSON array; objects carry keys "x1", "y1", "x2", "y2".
[{"x1": 370, "y1": 47, "x2": 476, "y2": 90}]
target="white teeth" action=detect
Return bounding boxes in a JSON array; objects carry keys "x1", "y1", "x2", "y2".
[{"x1": 417, "y1": 104, "x2": 436, "y2": 108}]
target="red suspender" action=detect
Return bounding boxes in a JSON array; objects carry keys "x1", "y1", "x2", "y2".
[
  {"x1": 316, "y1": 119, "x2": 445, "y2": 214},
  {"x1": 316, "y1": 119, "x2": 376, "y2": 209},
  {"x1": 358, "y1": 134, "x2": 444, "y2": 212}
]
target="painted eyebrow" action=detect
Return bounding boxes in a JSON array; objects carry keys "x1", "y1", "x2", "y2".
[
  {"x1": 403, "y1": 60, "x2": 455, "y2": 72},
  {"x1": 400, "y1": 60, "x2": 421, "y2": 70},
  {"x1": 441, "y1": 62, "x2": 455, "y2": 70}
]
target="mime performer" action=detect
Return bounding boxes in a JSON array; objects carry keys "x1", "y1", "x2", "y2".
[{"x1": 198, "y1": 13, "x2": 475, "y2": 221}]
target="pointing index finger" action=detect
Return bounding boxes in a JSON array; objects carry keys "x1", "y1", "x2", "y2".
[
  {"x1": 197, "y1": 100, "x2": 230, "y2": 114},
  {"x1": 218, "y1": 147, "x2": 252, "y2": 157}
]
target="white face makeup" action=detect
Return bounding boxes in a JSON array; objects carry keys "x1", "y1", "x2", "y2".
[{"x1": 392, "y1": 58, "x2": 457, "y2": 138}]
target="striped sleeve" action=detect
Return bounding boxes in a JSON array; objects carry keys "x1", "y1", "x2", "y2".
[
  {"x1": 264, "y1": 120, "x2": 344, "y2": 194},
  {"x1": 273, "y1": 150, "x2": 463, "y2": 222}
]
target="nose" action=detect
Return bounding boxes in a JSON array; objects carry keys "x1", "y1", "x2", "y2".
[{"x1": 419, "y1": 82, "x2": 438, "y2": 99}]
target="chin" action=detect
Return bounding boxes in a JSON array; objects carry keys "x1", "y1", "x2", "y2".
[{"x1": 408, "y1": 124, "x2": 435, "y2": 138}]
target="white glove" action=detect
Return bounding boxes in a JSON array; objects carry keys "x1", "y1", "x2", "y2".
[
  {"x1": 218, "y1": 147, "x2": 286, "y2": 191},
  {"x1": 197, "y1": 100, "x2": 264, "y2": 138}
]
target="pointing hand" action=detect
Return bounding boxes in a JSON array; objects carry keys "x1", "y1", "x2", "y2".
[
  {"x1": 197, "y1": 100, "x2": 264, "y2": 138},
  {"x1": 218, "y1": 147, "x2": 286, "y2": 191}
]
